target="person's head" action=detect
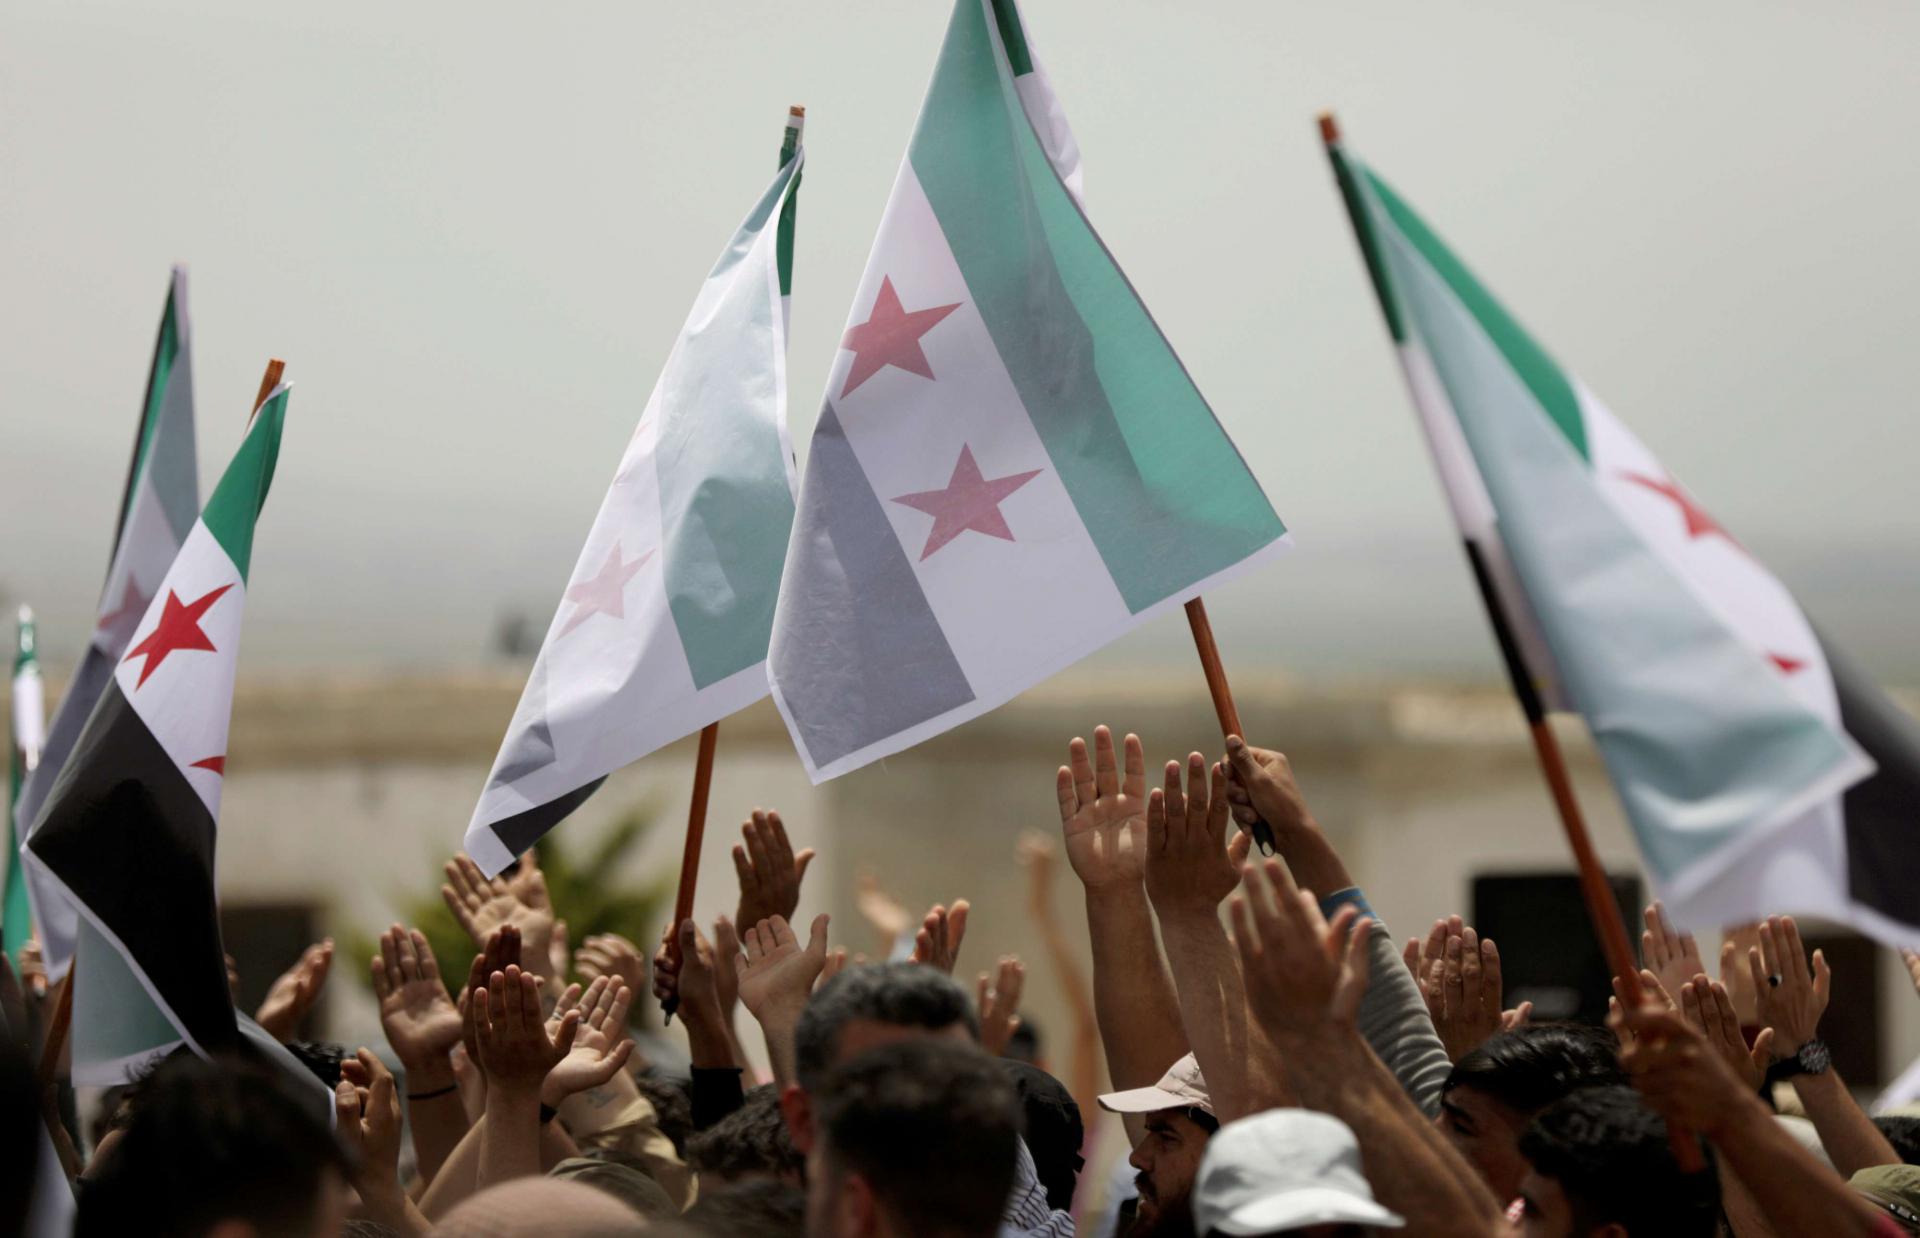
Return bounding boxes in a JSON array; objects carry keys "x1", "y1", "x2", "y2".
[
  {"x1": 1194, "y1": 1110, "x2": 1404, "y2": 1238},
  {"x1": 435, "y1": 1178, "x2": 646, "y2": 1238},
  {"x1": 1439, "y1": 1023, "x2": 1626, "y2": 1201},
  {"x1": 1516, "y1": 1086, "x2": 1718, "y2": 1237},
  {"x1": 1101, "y1": 1053, "x2": 1218, "y2": 1238},
  {"x1": 689, "y1": 1084, "x2": 806, "y2": 1186},
  {"x1": 679, "y1": 1178, "x2": 807, "y2": 1237},
  {"x1": 806, "y1": 1038, "x2": 1019, "y2": 1238},
  {"x1": 548, "y1": 1155, "x2": 677, "y2": 1221},
  {"x1": 786, "y1": 962, "x2": 977, "y2": 1151},
  {"x1": 1876, "y1": 1116, "x2": 1920, "y2": 1165},
  {"x1": 75, "y1": 1054, "x2": 350, "y2": 1238},
  {"x1": 635, "y1": 1068, "x2": 695, "y2": 1159},
  {"x1": 1002, "y1": 1060, "x2": 1084, "y2": 1212}
]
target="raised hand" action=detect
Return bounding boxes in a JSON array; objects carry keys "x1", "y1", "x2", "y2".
[
  {"x1": 336, "y1": 1049, "x2": 406, "y2": 1203},
  {"x1": 458, "y1": 926, "x2": 520, "y2": 1084},
  {"x1": 1144, "y1": 754, "x2": 1249, "y2": 918},
  {"x1": 473, "y1": 964, "x2": 574, "y2": 1097},
  {"x1": 856, "y1": 869, "x2": 914, "y2": 948},
  {"x1": 671, "y1": 919, "x2": 725, "y2": 1025},
  {"x1": 443, "y1": 854, "x2": 556, "y2": 978},
  {"x1": 577, "y1": 932, "x2": 648, "y2": 1007},
  {"x1": 1015, "y1": 830, "x2": 1058, "y2": 924},
  {"x1": 737, "y1": 914, "x2": 830, "y2": 1021},
  {"x1": 1221, "y1": 736, "x2": 1316, "y2": 841},
  {"x1": 734, "y1": 809, "x2": 816, "y2": 931},
  {"x1": 976, "y1": 956, "x2": 1025, "y2": 1057},
  {"x1": 1404, "y1": 918, "x2": 1530, "y2": 1061},
  {"x1": 1678, "y1": 974, "x2": 1774, "y2": 1091},
  {"x1": 1229, "y1": 858, "x2": 1372, "y2": 1036},
  {"x1": 1056, "y1": 726, "x2": 1149, "y2": 890},
  {"x1": 541, "y1": 975, "x2": 635, "y2": 1107},
  {"x1": 256, "y1": 939, "x2": 333, "y2": 1042},
  {"x1": 712, "y1": 916, "x2": 743, "y2": 1020},
  {"x1": 1641, "y1": 901, "x2": 1707, "y2": 1002},
  {"x1": 371, "y1": 925, "x2": 461, "y2": 1073},
  {"x1": 1748, "y1": 915, "x2": 1829, "y2": 1057},
  {"x1": 910, "y1": 901, "x2": 970, "y2": 974}
]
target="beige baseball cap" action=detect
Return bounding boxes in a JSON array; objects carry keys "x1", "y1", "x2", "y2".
[{"x1": 1098, "y1": 1052, "x2": 1214, "y2": 1117}]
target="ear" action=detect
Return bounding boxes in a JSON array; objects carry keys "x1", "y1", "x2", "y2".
[
  {"x1": 780, "y1": 1082, "x2": 815, "y2": 1155},
  {"x1": 842, "y1": 1170, "x2": 880, "y2": 1237}
]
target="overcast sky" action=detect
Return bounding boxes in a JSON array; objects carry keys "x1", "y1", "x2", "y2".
[{"x1": 2, "y1": 0, "x2": 1916, "y2": 686}]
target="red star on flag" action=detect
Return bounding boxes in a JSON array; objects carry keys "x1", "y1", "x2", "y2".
[
  {"x1": 892, "y1": 445, "x2": 1043, "y2": 561},
  {"x1": 122, "y1": 584, "x2": 233, "y2": 688},
  {"x1": 96, "y1": 576, "x2": 152, "y2": 646},
  {"x1": 1618, "y1": 471, "x2": 1736, "y2": 546},
  {"x1": 840, "y1": 277, "x2": 962, "y2": 397},
  {"x1": 1767, "y1": 653, "x2": 1807, "y2": 675},
  {"x1": 191, "y1": 756, "x2": 226, "y2": 775},
  {"x1": 559, "y1": 542, "x2": 654, "y2": 637}
]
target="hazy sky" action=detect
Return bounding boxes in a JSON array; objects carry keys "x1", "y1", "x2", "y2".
[{"x1": 3, "y1": 0, "x2": 1916, "y2": 684}]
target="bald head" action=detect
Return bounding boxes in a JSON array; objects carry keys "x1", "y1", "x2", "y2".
[{"x1": 435, "y1": 1178, "x2": 647, "y2": 1238}]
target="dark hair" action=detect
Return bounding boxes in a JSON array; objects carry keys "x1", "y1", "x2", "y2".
[
  {"x1": 795, "y1": 963, "x2": 978, "y2": 1090},
  {"x1": 635, "y1": 1068, "x2": 694, "y2": 1157},
  {"x1": 1518, "y1": 1086, "x2": 1718, "y2": 1236},
  {"x1": 815, "y1": 1039, "x2": 1019, "y2": 1238},
  {"x1": 1001, "y1": 1061, "x2": 1083, "y2": 1211},
  {"x1": 1876, "y1": 1116, "x2": 1920, "y2": 1165},
  {"x1": 1005, "y1": 1015, "x2": 1043, "y2": 1064},
  {"x1": 1, "y1": 1037, "x2": 38, "y2": 1238},
  {"x1": 1445, "y1": 1022, "x2": 1626, "y2": 1114},
  {"x1": 679, "y1": 1178, "x2": 806, "y2": 1237},
  {"x1": 75, "y1": 1054, "x2": 349, "y2": 1238},
  {"x1": 688, "y1": 1084, "x2": 804, "y2": 1182}
]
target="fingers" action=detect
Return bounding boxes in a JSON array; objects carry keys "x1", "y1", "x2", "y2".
[
  {"x1": 1146, "y1": 786, "x2": 1168, "y2": 854},
  {"x1": 1122, "y1": 733, "x2": 1146, "y2": 800},
  {"x1": 804, "y1": 913, "x2": 831, "y2": 959},
  {"x1": 731, "y1": 839, "x2": 755, "y2": 895},
  {"x1": 1678, "y1": 975, "x2": 1705, "y2": 1033},
  {"x1": 1422, "y1": 919, "x2": 1448, "y2": 973},
  {"x1": 411, "y1": 930, "x2": 440, "y2": 982},
  {"x1": 1459, "y1": 927, "x2": 1482, "y2": 1013},
  {"x1": 1068, "y1": 738, "x2": 1096, "y2": 811},
  {"x1": 1055, "y1": 766, "x2": 1079, "y2": 825},
  {"x1": 946, "y1": 901, "x2": 969, "y2": 963},
  {"x1": 1758, "y1": 919, "x2": 1780, "y2": 980},
  {"x1": 1481, "y1": 937, "x2": 1504, "y2": 1018},
  {"x1": 1783, "y1": 917, "x2": 1810, "y2": 985},
  {"x1": 1205, "y1": 763, "x2": 1230, "y2": 840},
  {"x1": 551, "y1": 1007, "x2": 580, "y2": 1057},
  {"x1": 1746, "y1": 944, "x2": 1769, "y2": 1000},
  {"x1": 1443, "y1": 934, "x2": 1465, "y2": 1016},
  {"x1": 1227, "y1": 829, "x2": 1252, "y2": 866},
  {"x1": 1184, "y1": 753, "x2": 1208, "y2": 831},
  {"x1": 1812, "y1": 948, "x2": 1831, "y2": 1003},
  {"x1": 746, "y1": 813, "x2": 776, "y2": 894},
  {"x1": 1750, "y1": 1027, "x2": 1776, "y2": 1072},
  {"x1": 794, "y1": 848, "x2": 817, "y2": 886},
  {"x1": 1402, "y1": 937, "x2": 1422, "y2": 981},
  {"x1": 1093, "y1": 726, "x2": 1119, "y2": 798}
]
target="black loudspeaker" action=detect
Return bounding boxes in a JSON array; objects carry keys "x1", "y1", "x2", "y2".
[{"x1": 1472, "y1": 871, "x2": 1643, "y2": 1026}]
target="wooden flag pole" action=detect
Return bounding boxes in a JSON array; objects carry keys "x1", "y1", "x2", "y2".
[
  {"x1": 1318, "y1": 110, "x2": 1699, "y2": 1170},
  {"x1": 251, "y1": 359, "x2": 286, "y2": 421},
  {"x1": 661, "y1": 721, "x2": 720, "y2": 1023},
  {"x1": 1184, "y1": 598, "x2": 1277, "y2": 852}
]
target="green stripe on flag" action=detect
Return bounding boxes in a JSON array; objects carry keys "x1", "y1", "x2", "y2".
[
  {"x1": 200, "y1": 388, "x2": 289, "y2": 581},
  {"x1": 912, "y1": 0, "x2": 1284, "y2": 613},
  {"x1": 777, "y1": 120, "x2": 802, "y2": 299},
  {"x1": 1360, "y1": 168, "x2": 1589, "y2": 462},
  {"x1": 115, "y1": 279, "x2": 184, "y2": 551},
  {"x1": 989, "y1": 0, "x2": 1036, "y2": 75},
  {"x1": 5, "y1": 613, "x2": 37, "y2": 966}
]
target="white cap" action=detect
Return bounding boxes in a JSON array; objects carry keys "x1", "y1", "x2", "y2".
[
  {"x1": 1098, "y1": 1052, "x2": 1213, "y2": 1117},
  {"x1": 1194, "y1": 1110, "x2": 1404, "y2": 1235}
]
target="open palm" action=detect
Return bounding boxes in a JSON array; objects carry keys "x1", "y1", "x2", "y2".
[
  {"x1": 371, "y1": 927, "x2": 461, "y2": 1068},
  {"x1": 1057, "y1": 726, "x2": 1149, "y2": 890},
  {"x1": 542, "y1": 975, "x2": 634, "y2": 1106}
]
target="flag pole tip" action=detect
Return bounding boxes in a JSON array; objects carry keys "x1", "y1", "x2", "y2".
[
  {"x1": 789, "y1": 105, "x2": 806, "y2": 119},
  {"x1": 16, "y1": 604, "x2": 33, "y2": 623},
  {"x1": 1317, "y1": 112, "x2": 1341, "y2": 146}
]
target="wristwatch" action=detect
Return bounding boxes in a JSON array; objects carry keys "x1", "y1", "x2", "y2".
[{"x1": 1770, "y1": 1038, "x2": 1832, "y2": 1079}]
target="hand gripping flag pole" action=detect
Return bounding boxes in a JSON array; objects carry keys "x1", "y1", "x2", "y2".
[{"x1": 1318, "y1": 110, "x2": 1701, "y2": 1172}]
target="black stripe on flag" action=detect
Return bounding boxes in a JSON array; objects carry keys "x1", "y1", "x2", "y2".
[
  {"x1": 1826, "y1": 638, "x2": 1920, "y2": 928},
  {"x1": 488, "y1": 776, "x2": 608, "y2": 863},
  {"x1": 25, "y1": 681, "x2": 238, "y2": 1056}
]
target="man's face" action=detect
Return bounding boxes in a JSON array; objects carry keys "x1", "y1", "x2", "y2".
[
  {"x1": 1516, "y1": 1169, "x2": 1575, "y2": 1238},
  {"x1": 1126, "y1": 1109, "x2": 1211, "y2": 1238},
  {"x1": 1438, "y1": 1086, "x2": 1534, "y2": 1203}
]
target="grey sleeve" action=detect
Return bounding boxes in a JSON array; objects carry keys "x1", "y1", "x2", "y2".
[{"x1": 1323, "y1": 890, "x2": 1452, "y2": 1118}]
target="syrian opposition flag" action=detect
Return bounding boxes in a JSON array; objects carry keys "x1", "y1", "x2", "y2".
[
  {"x1": 25, "y1": 384, "x2": 290, "y2": 1065},
  {"x1": 1332, "y1": 135, "x2": 1920, "y2": 943},
  {"x1": 768, "y1": 0, "x2": 1288, "y2": 781},
  {"x1": 5, "y1": 607, "x2": 45, "y2": 966},
  {"x1": 17, "y1": 268, "x2": 198, "y2": 979},
  {"x1": 463, "y1": 114, "x2": 806, "y2": 875}
]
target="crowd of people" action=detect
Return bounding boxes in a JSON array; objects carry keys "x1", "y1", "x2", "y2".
[{"x1": 6, "y1": 726, "x2": 1920, "y2": 1237}]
